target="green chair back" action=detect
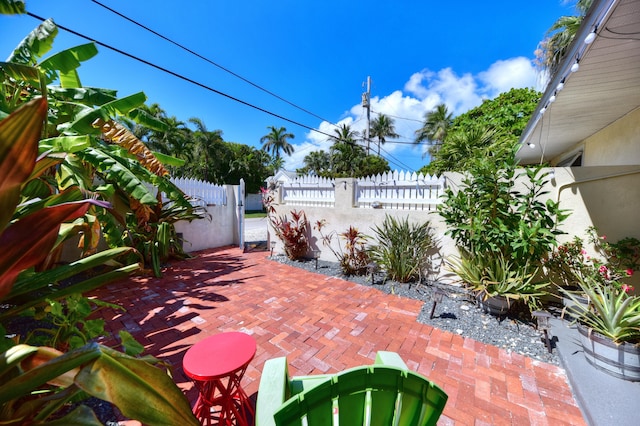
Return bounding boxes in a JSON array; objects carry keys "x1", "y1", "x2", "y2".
[{"x1": 273, "y1": 365, "x2": 447, "y2": 426}]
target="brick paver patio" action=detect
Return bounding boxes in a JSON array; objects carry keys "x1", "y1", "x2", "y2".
[{"x1": 90, "y1": 246, "x2": 585, "y2": 425}]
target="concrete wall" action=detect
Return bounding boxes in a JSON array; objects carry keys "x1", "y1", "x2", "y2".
[
  {"x1": 268, "y1": 168, "x2": 640, "y2": 283},
  {"x1": 175, "y1": 185, "x2": 240, "y2": 252}
]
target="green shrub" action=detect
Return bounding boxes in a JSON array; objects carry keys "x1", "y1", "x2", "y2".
[{"x1": 370, "y1": 215, "x2": 435, "y2": 283}]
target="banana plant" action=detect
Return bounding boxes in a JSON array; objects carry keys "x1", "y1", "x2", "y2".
[
  {"x1": 1, "y1": 15, "x2": 205, "y2": 276},
  {"x1": 0, "y1": 96, "x2": 198, "y2": 425}
]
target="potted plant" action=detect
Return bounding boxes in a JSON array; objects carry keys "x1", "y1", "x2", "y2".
[
  {"x1": 448, "y1": 252, "x2": 548, "y2": 316},
  {"x1": 560, "y1": 256, "x2": 640, "y2": 381}
]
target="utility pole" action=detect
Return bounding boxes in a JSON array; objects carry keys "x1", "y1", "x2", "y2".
[{"x1": 361, "y1": 76, "x2": 371, "y2": 154}]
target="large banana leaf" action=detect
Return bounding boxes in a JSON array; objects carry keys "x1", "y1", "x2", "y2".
[
  {"x1": 40, "y1": 135, "x2": 91, "y2": 154},
  {"x1": 0, "y1": 199, "x2": 109, "y2": 299},
  {"x1": 47, "y1": 86, "x2": 118, "y2": 107},
  {"x1": 77, "y1": 147, "x2": 158, "y2": 205},
  {"x1": 0, "y1": 262, "x2": 140, "y2": 320},
  {"x1": 0, "y1": 97, "x2": 46, "y2": 230},
  {"x1": 6, "y1": 246, "x2": 136, "y2": 300},
  {"x1": 69, "y1": 92, "x2": 147, "y2": 134},
  {"x1": 39, "y1": 43, "x2": 98, "y2": 87},
  {"x1": 0, "y1": 343, "x2": 198, "y2": 425},
  {"x1": 6, "y1": 18, "x2": 57, "y2": 65},
  {"x1": 74, "y1": 345, "x2": 199, "y2": 426}
]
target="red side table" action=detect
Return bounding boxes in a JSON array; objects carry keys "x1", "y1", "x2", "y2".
[{"x1": 183, "y1": 332, "x2": 257, "y2": 426}]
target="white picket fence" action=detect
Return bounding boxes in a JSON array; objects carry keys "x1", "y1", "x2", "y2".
[
  {"x1": 282, "y1": 175, "x2": 336, "y2": 207},
  {"x1": 170, "y1": 177, "x2": 227, "y2": 206},
  {"x1": 280, "y1": 171, "x2": 445, "y2": 210},
  {"x1": 146, "y1": 177, "x2": 227, "y2": 206},
  {"x1": 356, "y1": 171, "x2": 445, "y2": 211}
]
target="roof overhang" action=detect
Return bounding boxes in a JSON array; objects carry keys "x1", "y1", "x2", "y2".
[{"x1": 518, "y1": 0, "x2": 640, "y2": 165}]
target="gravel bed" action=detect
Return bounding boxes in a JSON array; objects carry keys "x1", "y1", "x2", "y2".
[{"x1": 272, "y1": 254, "x2": 560, "y2": 365}]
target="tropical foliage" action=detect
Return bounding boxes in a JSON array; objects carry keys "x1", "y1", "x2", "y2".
[
  {"x1": 369, "y1": 215, "x2": 435, "y2": 283},
  {"x1": 420, "y1": 88, "x2": 541, "y2": 175},
  {"x1": 296, "y1": 123, "x2": 390, "y2": 178},
  {"x1": 315, "y1": 220, "x2": 371, "y2": 276},
  {"x1": 414, "y1": 103, "x2": 452, "y2": 157},
  {"x1": 370, "y1": 114, "x2": 399, "y2": 156},
  {"x1": 0, "y1": 11, "x2": 199, "y2": 424},
  {"x1": 537, "y1": 0, "x2": 594, "y2": 79}
]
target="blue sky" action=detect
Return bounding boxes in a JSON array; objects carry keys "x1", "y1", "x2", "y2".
[{"x1": 1, "y1": 1, "x2": 575, "y2": 173}]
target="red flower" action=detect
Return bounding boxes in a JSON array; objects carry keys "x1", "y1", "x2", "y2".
[
  {"x1": 626, "y1": 269, "x2": 634, "y2": 277},
  {"x1": 621, "y1": 284, "x2": 634, "y2": 294}
]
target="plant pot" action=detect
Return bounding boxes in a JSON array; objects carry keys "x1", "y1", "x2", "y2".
[
  {"x1": 577, "y1": 324, "x2": 640, "y2": 382},
  {"x1": 476, "y1": 294, "x2": 510, "y2": 316}
]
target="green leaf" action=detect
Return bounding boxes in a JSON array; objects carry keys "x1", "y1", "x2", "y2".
[
  {"x1": 69, "y1": 92, "x2": 148, "y2": 134},
  {"x1": 0, "y1": 200, "x2": 108, "y2": 300},
  {"x1": 0, "y1": 61, "x2": 39, "y2": 85},
  {"x1": 0, "y1": 98, "x2": 47, "y2": 230},
  {"x1": 40, "y1": 135, "x2": 92, "y2": 153},
  {"x1": 39, "y1": 43, "x2": 99, "y2": 87},
  {"x1": 0, "y1": 343, "x2": 101, "y2": 404},
  {"x1": 2, "y1": 259, "x2": 140, "y2": 319},
  {"x1": 6, "y1": 18, "x2": 57, "y2": 65},
  {"x1": 153, "y1": 150, "x2": 186, "y2": 167},
  {"x1": 43, "y1": 405, "x2": 103, "y2": 426},
  {"x1": 75, "y1": 346, "x2": 199, "y2": 426},
  {"x1": 0, "y1": 0, "x2": 26, "y2": 14},
  {"x1": 77, "y1": 147, "x2": 158, "y2": 204},
  {"x1": 118, "y1": 330, "x2": 145, "y2": 356}
]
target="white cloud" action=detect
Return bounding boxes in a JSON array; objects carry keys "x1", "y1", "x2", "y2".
[
  {"x1": 478, "y1": 57, "x2": 539, "y2": 96},
  {"x1": 286, "y1": 57, "x2": 543, "y2": 171}
]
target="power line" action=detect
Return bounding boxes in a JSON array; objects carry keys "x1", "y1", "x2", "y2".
[
  {"x1": 89, "y1": 0, "x2": 336, "y2": 126},
  {"x1": 24, "y1": 12, "x2": 420, "y2": 170},
  {"x1": 26, "y1": 12, "x2": 336, "y2": 141},
  {"x1": 371, "y1": 109, "x2": 423, "y2": 123}
]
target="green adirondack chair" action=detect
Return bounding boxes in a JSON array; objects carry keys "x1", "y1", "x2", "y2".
[{"x1": 256, "y1": 351, "x2": 447, "y2": 426}]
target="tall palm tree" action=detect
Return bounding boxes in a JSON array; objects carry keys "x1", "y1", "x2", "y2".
[
  {"x1": 414, "y1": 104, "x2": 453, "y2": 157},
  {"x1": 330, "y1": 123, "x2": 360, "y2": 144},
  {"x1": 539, "y1": 0, "x2": 593, "y2": 78},
  {"x1": 260, "y1": 126, "x2": 295, "y2": 167},
  {"x1": 370, "y1": 114, "x2": 399, "y2": 156},
  {"x1": 189, "y1": 117, "x2": 225, "y2": 182}
]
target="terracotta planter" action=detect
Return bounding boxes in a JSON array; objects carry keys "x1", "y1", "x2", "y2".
[
  {"x1": 476, "y1": 294, "x2": 510, "y2": 316},
  {"x1": 578, "y1": 324, "x2": 640, "y2": 381}
]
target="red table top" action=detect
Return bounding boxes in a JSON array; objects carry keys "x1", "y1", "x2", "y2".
[{"x1": 183, "y1": 332, "x2": 257, "y2": 381}]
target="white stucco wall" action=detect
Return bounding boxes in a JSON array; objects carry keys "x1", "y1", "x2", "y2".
[
  {"x1": 582, "y1": 107, "x2": 640, "y2": 166},
  {"x1": 175, "y1": 185, "x2": 239, "y2": 252}
]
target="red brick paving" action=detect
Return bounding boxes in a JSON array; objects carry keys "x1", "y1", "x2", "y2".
[{"x1": 89, "y1": 246, "x2": 586, "y2": 425}]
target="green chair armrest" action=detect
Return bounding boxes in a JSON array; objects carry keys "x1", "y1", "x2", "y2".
[
  {"x1": 374, "y1": 351, "x2": 409, "y2": 369},
  {"x1": 256, "y1": 357, "x2": 291, "y2": 426}
]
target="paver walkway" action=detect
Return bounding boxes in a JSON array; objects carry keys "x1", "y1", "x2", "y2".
[{"x1": 90, "y1": 246, "x2": 586, "y2": 425}]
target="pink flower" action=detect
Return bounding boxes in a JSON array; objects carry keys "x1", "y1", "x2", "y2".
[
  {"x1": 621, "y1": 284, "x2": 634, "y2": 294},
  {"x1": 581, "y1": 249, "x2": 587, "y2": 255},
  {"x1": 626, "y1": 269, "x2": 634, "y2": 277},
  {"x1": 601, "y1": 235, "x2": 607, "y2": 240}
]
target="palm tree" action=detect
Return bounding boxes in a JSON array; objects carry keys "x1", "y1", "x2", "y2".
[
  {"x1": 414, "y1": 103, "x2": 453, "y2": 157},
  {"x1": 370, "y1": 114, "x2": 399, "y2": 156},
  {"x1": 189, "y1": 117, "x2": 225, "y2": 182},
  {"x1": 330, "y1": 123, "x2": 360, "y2": 145},
  {"x1": 301, "y1": 150, "x2": 331, "y2": 176},
  {"x1": 260, "y1": 126, "x2": 295, "y2": 167},
  {"x1": 539, "y1": 0, "x2": 593, "y2": 78}
]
